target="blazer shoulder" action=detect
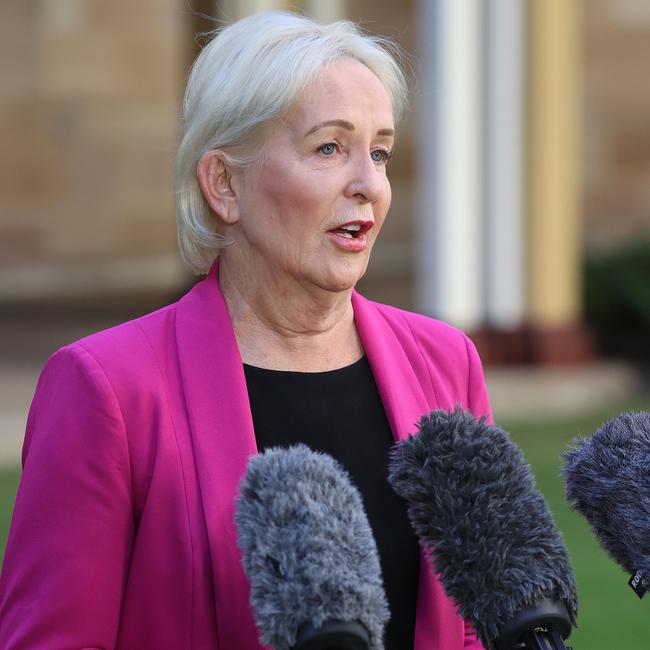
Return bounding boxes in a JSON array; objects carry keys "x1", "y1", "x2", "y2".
[
  {"x1": 357, "y1": 296, "x2": 490, "y2": 416},
  {"x1": 65, "y1": 301, "x2": 175, "y2": 363},
  {"x1": 38, "y1": 302, "x2": 180, "y2": 403},
  {"x1": 363, "y1": 297, "x2": 473, "y2": 355}
]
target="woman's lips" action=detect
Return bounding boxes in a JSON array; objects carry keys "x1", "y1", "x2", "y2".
[
  {"x1": 326, "y1": 230, "x2": 368, "y2": 252},
  {"x1": 326, "y1": 220, "x2": 374, "y2": 252}
]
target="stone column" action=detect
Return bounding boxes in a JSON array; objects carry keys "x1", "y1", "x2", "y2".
[
  {"x1": 484, "y1": 0, "x2": 525, "y2": 329},
  {"x1": 221, "y1": 0, "x2": 288, "y2": 19},
  {"x1": 474, "y1": 0, "x2": 527, "y2": 363},
  {"x1": 303, "y1": 0, "x2": 346, "y2": 22},
  {"x1": 415, "y1": 0, "x2": 484, "y2": 331},
  {"x1": 526, "y1": 0, "x2": 592, "y2": 363}
]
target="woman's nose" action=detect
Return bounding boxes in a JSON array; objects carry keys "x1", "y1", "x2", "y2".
[{"x1": 344, "y1": 153, "x2": 385, "y2": 204}]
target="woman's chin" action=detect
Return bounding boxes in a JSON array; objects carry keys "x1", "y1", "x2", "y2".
[{"x1": 307, "y1": 264, "x2": 368, "y2": 295}]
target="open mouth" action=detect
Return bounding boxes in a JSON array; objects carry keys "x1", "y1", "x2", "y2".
[{"x1": 329, "y1": 221, "x2": 373, "y2": 239}]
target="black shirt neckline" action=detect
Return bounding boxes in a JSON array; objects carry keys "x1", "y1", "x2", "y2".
[{"x1": 242, "y1": 355, "x2": 367, "y2": 376}]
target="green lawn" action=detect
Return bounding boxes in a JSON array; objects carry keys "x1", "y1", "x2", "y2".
[
  {"x1": 0, "y1": 465, "x2": 20, "y2": 557},
  {"x1": 503, "y1": 395, "x2": 650, "y2": 650},
  {"x1": 1, "y1": 397, "x2": 649, "y2": 648}
]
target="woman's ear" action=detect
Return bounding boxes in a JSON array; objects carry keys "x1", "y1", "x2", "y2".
[{"x1": 197, "y1": 150, "x2": 241, "y2": 225}]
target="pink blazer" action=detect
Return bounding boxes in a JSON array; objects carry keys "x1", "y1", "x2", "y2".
[{"x1": 0, "y1": 262, "x2": 490, "y2": 650}]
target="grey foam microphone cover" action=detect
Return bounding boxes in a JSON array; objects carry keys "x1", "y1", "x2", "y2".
[
  {"x1": 388, "y1": 406, "x2": 578, "y2": 650},
  {"x1": 563, "y1": 411, "x2": 650, "y2": 593},
  {"x1": 235, "y1": 444, "x2": 389, "y2": 650}
]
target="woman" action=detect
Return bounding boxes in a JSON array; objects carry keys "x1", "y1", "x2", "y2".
[{"x1": 0, "y1": 11, "x2": 491, "y2": 650}]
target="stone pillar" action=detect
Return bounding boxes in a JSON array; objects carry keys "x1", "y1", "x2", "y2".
[
  {"x1": 221, "y1": 0, "x2": 288, "y2": 19},
  {"x1": 303, "y1": 0, "x2": 346, "y2": 23},
  {"x1": 415, "y1": 0, "x2": 484, "y2": 331},
  {"x1": 526, "y1": 0, "x2": 592, "y2": 363},
  {"x1": 483, "y1": 0, "x2": 525, "y2": 328},
  {"x1": 473, "y1": 0, "x2": 527, "y2": 364}
]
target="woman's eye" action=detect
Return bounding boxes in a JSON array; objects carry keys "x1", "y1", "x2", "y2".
[
  {"x1": 371, "y1": 149, "x2": 392, "y2": 164},
  {"x1": 318, "y1": 143, "x2": 338, "y2": 156}
]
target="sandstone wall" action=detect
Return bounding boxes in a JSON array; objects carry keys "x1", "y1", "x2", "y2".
[{"x1": 0, "y1": 0, "x2": 189, "y2": 300}]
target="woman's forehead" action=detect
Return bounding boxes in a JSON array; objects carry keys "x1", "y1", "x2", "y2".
[{"x1": 286, "y1": 60, "x2": 395, "y2": 134}]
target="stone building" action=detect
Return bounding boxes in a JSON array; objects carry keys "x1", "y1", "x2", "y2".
[{"x1": 1, "y1": 0, "x2": 648, "y2": 364}]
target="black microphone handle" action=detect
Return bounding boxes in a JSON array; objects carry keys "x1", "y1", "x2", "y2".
[
  {"x1": 517, "y1": 629, "x2": 568, "y2": 650},
  {"x1": 292, "y1": 619, "x2": 370, "y2": 650},
  {"x1": 495, "y1": 598, "x2": 573, "y2": 650}
]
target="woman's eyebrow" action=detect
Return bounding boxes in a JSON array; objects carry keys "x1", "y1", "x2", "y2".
[
  {"x1": 304, "y1": 119, "x2": 395, "y2": 138},
  {"x1": 305, "y1": 119, "x2": 355, "y2": 136}
]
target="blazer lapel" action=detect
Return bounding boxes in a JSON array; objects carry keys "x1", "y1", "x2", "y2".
[
  {"x1": 352, "y1": 292, "x2": 464, "y2": 650},
  {"x1": 176, "y1": 261, "x2": 265, "y2": 649},
  {"x1": 352, "y1": 290, "x2": 435, "y2": 441}
]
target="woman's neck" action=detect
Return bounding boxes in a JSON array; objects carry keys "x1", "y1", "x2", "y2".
[{"x1": 218, "y1": 256, "x2": 364, "y2": 372}]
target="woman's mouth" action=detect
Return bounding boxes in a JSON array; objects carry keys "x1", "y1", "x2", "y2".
[
  {"x1": 328, "y1": 220, "x2": 374, "y2": 238},
  {"x1": 326, "y1": 221, "x2": 374, "y2": 252},
  {"x1": 336, "y1": 224, "x2": 361, "y2": 238}
]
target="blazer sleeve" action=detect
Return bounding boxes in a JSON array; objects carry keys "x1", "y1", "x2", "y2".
[
  {"x1": 464, "y1": 334, "x2": 493, "y2": 424},
  {"x1": 0, "y1": 344, "x2": 134, "y2": 650},
  {"x1": 463, "y1": 335, "x2": 490, "y2": 649}
]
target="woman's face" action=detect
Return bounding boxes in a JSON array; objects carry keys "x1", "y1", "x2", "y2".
[{"x1": 229, "y1": 58, "x2": 395, "y2": 294}]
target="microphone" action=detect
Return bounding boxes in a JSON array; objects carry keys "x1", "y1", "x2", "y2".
[
  {"x1": 563, "y1": 411, "x2": 650, "y2": 599},
  {"x1": 235, "y1": 444, "x2": 389, "y2": 650},
  {"x1": 387, "y1": 406, "x2": 578, "y2": 650}
]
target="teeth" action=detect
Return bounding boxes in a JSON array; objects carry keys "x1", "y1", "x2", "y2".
[
  {"x1": 341, "y1": 224, "x2": 362, "y2": 232},
  {"x1": 339, "y1": 232, "x2": 354, "y2": 238}
]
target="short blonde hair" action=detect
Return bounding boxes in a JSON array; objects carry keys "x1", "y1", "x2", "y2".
[{"x1": 174, "y1": 11, "x2": 408, "y2": 274}]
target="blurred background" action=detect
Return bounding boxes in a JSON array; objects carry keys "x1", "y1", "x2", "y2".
[{"x1": 1, "y1": 0, "x2": 649, "y2": 647}]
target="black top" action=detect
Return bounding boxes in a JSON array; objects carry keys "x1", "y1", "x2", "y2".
[{"x1": 243, "y1": 356, "x2": 420, "y2": 650}]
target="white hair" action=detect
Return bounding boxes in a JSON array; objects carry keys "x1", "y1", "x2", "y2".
[{"x1": 174, "y1": 10, "x2": 409, "y2": 274}]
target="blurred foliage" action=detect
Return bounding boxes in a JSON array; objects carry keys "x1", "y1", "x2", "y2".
[{"x1": 584, "y1": 240, "x2": 650, "y2": 362}]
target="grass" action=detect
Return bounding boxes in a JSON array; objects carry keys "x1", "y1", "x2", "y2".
[
  {"x1": 1, "y1": 396, "x2": 649, "y2": 648},
  {"x1": 0, "y1": 465, "x2": 20, "y2": 558},
  {"x1": 503, "y1": 394, "x2": 650, "y2": 650}
]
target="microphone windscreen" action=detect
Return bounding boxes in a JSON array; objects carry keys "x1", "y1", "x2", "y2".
[
  {"x1": 235, "y1": 444, "x2": 389, "y2": 650},
  {"x1": 563, "y1": 411, "x2": 650, "y2": 584},
  {"x1": 388, "y1": 406, "x2": 578, "y2": 649}
]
